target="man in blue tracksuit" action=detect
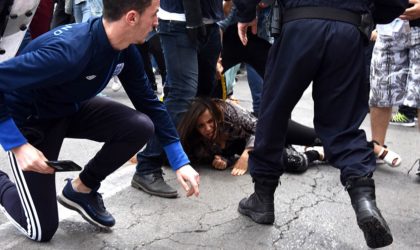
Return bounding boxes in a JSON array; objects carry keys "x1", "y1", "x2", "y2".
[
  {"x1": 132, "y1": 0, "x2": 223, "y2": 198},
  {"x1": 0, "y1": 0, "x2": 200, "y2": 242},
  {"x1": 233, "y1": 0, "x2": 407, "y2": 248}
]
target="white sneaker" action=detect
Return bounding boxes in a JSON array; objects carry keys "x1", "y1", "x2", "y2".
[{"x1": 111, "y1": 76, "x2": 122, "y2": 92}]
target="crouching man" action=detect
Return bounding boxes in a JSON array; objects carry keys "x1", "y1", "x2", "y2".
[{"x1": 0, "y1": 0, "x2": 200, "y2": 242}]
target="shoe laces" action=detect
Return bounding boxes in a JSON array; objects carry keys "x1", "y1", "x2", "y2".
[
  {"x1": 392, "y1": 112, "x2": 409, "y2": 122},
  {"x1": 407, "y1": 158, "x2": 420, "y2": 176},
  {"x1": 151, "y1": 172, "x2": 165, "y2": 182},
  {"x1": 92, "y1": 191, "x2": 106, "y2": 211}
]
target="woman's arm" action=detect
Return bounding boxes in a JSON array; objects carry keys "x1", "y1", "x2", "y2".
[{"x1": 231, "y1": 147, "x2": 252, "y2": 176}]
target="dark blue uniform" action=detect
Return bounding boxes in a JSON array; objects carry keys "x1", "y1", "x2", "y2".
[
  {"x1": 235, "y1": 0, "x2": 375, "y2": 184},
  {"x1": 234, "y1": 1, "x2": 407, "y2": 248}
]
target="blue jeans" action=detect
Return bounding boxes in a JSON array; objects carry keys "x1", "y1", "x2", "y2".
[
  {"x1": 135, "y1": 20, "x2": 221, "y2": 174},
  {"x1": 246, "y1": 64, "x2": 263, "y2": 116},
  {"x1": 89, "y1": 0, "x2": 103, "y2": 17},
  {"x1": 73, "y1": 1, "x2": 92, "y2": 23},
  {"x1": 73, "y1": 0, "x2": 103, "y2": 23}
]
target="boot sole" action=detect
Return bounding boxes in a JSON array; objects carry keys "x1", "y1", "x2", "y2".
[
  {"x1": 57, "y1": 194, "x2": 113, "y2": 229},
  {"x1": 359, "y1": 216, "x2": 393, "y2": 248},
  {"x1": 238, "y1": 206, "x2": 274, "y2": 224},
  {"x1": 131, "y1": 179, "x2": 178, "y2": 198}
]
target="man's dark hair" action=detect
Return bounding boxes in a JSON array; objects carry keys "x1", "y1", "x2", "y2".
[{"x1": 103, "y1": 0, "x2": 152, "y2": 21}]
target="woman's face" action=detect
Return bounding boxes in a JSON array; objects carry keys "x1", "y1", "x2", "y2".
[{"x1": 196, "y1": 109, "x2": 215, "y2": 140}]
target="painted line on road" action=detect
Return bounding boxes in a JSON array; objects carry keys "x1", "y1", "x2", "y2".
[{"x1": 0, "y1": 164, "x2": 135, "y2": 232}]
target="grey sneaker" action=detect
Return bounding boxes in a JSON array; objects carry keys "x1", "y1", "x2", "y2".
[{"x1": 131, "y1": 172, "x2": 178, "y2": 198}]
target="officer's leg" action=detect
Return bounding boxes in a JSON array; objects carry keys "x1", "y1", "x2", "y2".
[
  {"x1": 196, "y1": 24, "x2": 221, "y2": 97},
  {"x1": 239, "y1": 21, "x2": 320, "y2": 225},
  {"x1": 313, "y1": 22, "x2": 392, "y2": 248}
]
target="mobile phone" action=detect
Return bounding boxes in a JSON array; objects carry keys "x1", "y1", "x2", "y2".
[{"x1": 46, "y1": 160, "x2": 82, "y2": 172}]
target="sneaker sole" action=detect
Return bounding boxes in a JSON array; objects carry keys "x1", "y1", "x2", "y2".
[
  {"x1": 131, "y1": 179, "x2": 178, "y2": 198},
  {"x1": 358, "y1": 216, "x2": 393, "y2": 248},
  {"x1": 389, "y1": 121, "x2": 416, "y2": 127},
  {"x1": 57, "y1": 194, "x2": 112, "y2": 229},
  {"x1": 237, "y1": 206, "x2": 274, "y2": 225}
]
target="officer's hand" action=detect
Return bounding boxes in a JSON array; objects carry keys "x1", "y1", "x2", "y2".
[
  {"x1": 370, "y1": 29, "x2": 377, "y2": 42},
  {"x1": 237, "y1": 19, "x2": 257, "y2": 46},
  {"x1": 175, "y1": 164, "x2": 200, "y2": 197},
  {"x1": 400, "y1": 0, "x2": 420, "y2": 20},
  {"x1": 11, "y1": 143, "x2": 54, "y2": 174},
  {"x1": 216, "y1": 57, "x2": 224, "y2": 80}
]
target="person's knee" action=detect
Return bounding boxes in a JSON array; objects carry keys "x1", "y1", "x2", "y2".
[
  {"x1": 39, "y1": 221, "x2": 59, "y2": 242},
  {"x1": 128, "y1": 113, "x2": 155, "y2": 143},
  {"x1": 25, "y1": 220, "x2": 58, "y2": 242}
]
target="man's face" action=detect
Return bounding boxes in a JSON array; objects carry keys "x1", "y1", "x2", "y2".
[{"x1": 134, "y1": 0, "x2": 159, "y2": 44}]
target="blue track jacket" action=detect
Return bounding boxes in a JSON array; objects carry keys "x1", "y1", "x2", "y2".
[{"x1": 0, "y1": 18, "x2": 189, "y2": 171}]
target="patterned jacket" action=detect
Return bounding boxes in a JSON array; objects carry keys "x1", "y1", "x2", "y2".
[{"x1": 190, "y1": 101, "x2": 257, "y2": 167}]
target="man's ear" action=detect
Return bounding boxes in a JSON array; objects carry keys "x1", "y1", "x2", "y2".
[{"x1": 125, "y1": 10, "x2": 138, "y2": 25}]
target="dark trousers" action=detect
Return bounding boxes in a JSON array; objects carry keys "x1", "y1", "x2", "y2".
[
  {"x1": 221, "y1": 24, "x2": 271, "y2": 78},
  {"x1": 286, "y1": 120, "x2": 321, "y2": 146},
  {"x1": 250, "y1": 19, "x2": 375, "y2": 185},
  {"x1": 51, "y1": 0, "x2": 73, "y2": 29},
  {"x1": 0, "y1": 97, "x2": 153, "y2": 241},
  {"x1": 137, "y1": 34, "x2": 167, "y2": 88}
]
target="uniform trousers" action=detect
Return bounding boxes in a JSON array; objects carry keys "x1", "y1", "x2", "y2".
[{"x1": 249, "y1": 19, "x2": 376, "y2": 184}]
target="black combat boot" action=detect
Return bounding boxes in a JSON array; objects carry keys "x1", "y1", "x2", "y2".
[
  {"x1": 346, "y1": 177, "x2": 393, "y2": 248},
  {"x1": 238, "y1": 176, "x2": 279, "y2": 224}
]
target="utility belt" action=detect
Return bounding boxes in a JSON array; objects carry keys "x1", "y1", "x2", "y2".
[{"x1": 269, "y1": 6, "x2": 374, "y2": 43}]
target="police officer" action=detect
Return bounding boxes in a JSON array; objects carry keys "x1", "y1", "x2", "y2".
[{"x1": 233, "y1": 0, "x2": 407, "y2": 248}]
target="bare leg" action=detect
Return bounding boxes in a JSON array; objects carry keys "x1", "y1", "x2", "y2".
[
  {"x1": 370, "y1": 107, "x2": 392, "y2": 145},
  {"x1": 370, "y1": 107, "x2": 402, "y2": 167}
]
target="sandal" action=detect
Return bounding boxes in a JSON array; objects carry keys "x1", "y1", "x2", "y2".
[
  {"x1": 370, "y1": 140, "x2": 402, "y2": 168},
  {"x1": 304, "y1": 146, "x2": 325, "y2": 161}
]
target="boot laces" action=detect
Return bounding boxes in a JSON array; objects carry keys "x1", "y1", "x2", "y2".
[{"x1": 152, "y1": 172, "x2": 165, "y2": 183}]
